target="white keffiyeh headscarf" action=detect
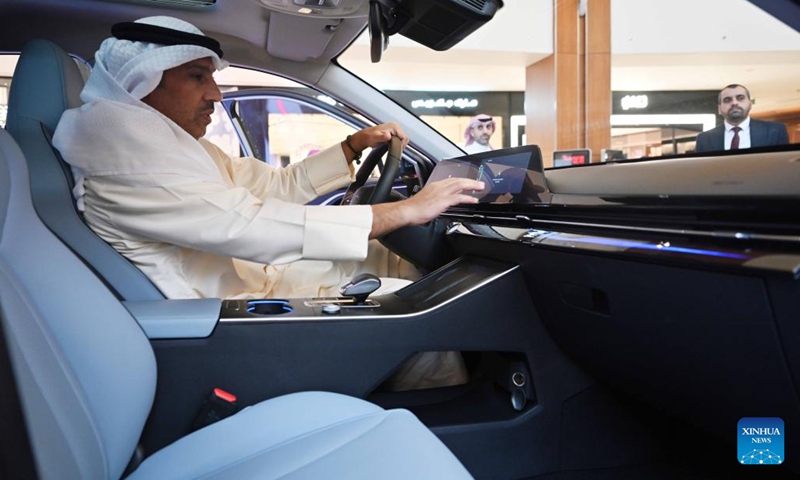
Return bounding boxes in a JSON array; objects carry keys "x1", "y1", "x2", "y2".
[
  {"x1": 53, "y1": 16, "x2": 229, "y2": 210},
  {"x1": 82, "y1": 16, "x2": 228, "y2": 104}
]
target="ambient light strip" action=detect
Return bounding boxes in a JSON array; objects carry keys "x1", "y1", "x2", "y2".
[{"x1": 543, "y1": 234, "x2": 750, "y2": 260}]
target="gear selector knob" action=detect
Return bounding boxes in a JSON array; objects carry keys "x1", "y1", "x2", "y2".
[{"x1": 339, "y1": 273, "x2": 381, "y2": 305}]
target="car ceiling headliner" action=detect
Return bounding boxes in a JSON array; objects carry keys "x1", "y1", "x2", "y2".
[{"x1": 0, "y1": 0, "x2": 370, "y2": 83}]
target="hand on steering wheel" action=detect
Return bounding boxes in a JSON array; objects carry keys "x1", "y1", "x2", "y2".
[
  {"x1": 338, "y1": 135, "x2": 482, "y2": 273},
  {"x1": 341, "y1": 136, "x2": 404, "y2": 205}
]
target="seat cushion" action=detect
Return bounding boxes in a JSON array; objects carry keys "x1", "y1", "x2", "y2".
[{"x1": 128, "y1": 391, "x2": 472, "y2": 480}]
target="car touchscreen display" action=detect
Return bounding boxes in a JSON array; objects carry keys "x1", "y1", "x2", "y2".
[{"x1": 427, "y1": 145, "x2": 551, "y2": 204}]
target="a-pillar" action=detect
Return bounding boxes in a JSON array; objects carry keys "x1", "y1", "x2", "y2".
[{"x1": 525, "y1": 0, "x2": 611, "y2": 166}]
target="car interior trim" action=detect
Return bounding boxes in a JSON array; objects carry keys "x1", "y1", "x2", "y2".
[
  {"x1": 447, "y1": 222, "x2": 800, "y2": 277},
  {"x1": 219, "y1": 258, "x2": 519, "y2": 323},
  {"x1": 122, "y1": 298, "x2": 223, "y2": 339},
  {"x1": 444, "y1": 213, "x2": 800, "y2": 246}
]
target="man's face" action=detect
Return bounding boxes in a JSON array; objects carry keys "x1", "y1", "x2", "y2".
[
  {"x1": 142, "y1": 57, "x2": 222, "y2": 139},
  {"x1": 470, "y1": 120, "x2": 494, "y2": 146},
  {"x1": 718, "y1": 86, "x2": 751, "y2": 125}
]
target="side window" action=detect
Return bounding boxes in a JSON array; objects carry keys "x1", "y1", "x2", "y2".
[
  {"x1": 1, "y1": 54, "x2": 18, "y2": 129},
  {"x1": 205, "y1": 66, "x2": 378, "y2": 176},
  {"x1": 0, "y1": 82, "x2": 8, "y2": 129},
  {"x1": 228, "y1": 96, "x2": 361, "y2": 168},
  {"x1": 205, "y1": 101, "x2": 242, "y2": 158}
]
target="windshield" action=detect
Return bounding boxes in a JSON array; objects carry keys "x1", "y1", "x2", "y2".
[{"x1": 339, "y1": 0, "x2": 799, "y2": 167}]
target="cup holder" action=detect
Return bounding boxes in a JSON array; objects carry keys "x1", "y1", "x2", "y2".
[{"x1": 246, "y1": 299, "x2": 293, "y2": 315}]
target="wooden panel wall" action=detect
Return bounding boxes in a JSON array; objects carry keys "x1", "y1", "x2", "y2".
[
  {"x1": 586, "y1": 0, "x2": 611, "y2": 159},
  {"x1": 525, "y1": 0, "x2": 611, "y2": 166},
  {"x1": 525, "y1": 55, "x2": 557, "y2": 162}
]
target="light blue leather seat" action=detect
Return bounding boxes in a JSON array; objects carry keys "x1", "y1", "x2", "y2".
[
  {"x1": 0, "y1": 127, "x2": 473, "y2": 479},
  {"x1": 5, "y1": 39, "x2": 164, "y2": 301}
]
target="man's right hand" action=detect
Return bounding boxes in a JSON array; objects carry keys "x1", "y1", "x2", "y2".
[{"x1": 369, "y1": 178, "x2": 484, "y2": 239}]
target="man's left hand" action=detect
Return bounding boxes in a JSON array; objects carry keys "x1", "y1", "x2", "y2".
[{"x1": 349, "y1": 122, "x2": 409, "y2": 153}]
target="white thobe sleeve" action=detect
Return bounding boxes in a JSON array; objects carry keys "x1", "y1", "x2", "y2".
[
  {"x1": 84, "y1": 174, "x2": 373, "y2": 265},
  {"x1": 200, "y1": 139, "x2": 355, "y2": 203}
]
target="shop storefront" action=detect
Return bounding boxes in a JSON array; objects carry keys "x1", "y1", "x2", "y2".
[
  {"x1": 386, "y1": 89, "x2": 719, "y2": 160},
  {"x1": 385, "y1": 90, "x2": 525, "y2": 152},
  {"x1": 610, "y1": 90, "x2": 719, "y2": 158}
]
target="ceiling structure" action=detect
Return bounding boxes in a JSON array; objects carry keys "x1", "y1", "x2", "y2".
[
  {"x1": 338, "y1": 0, "x2": 800, "y2": 111},
  {"x1": 1, "y1": 0, "x2": 798, "y2": 112}
]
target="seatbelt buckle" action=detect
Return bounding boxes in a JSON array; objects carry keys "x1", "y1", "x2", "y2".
[{"x1": 191, "y1": 388, "x2": 240, "y2": 431}]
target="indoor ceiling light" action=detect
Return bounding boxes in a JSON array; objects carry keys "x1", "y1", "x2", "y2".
[{"x1": 257, "y1": 0, "x2": 364, "y2": 18}]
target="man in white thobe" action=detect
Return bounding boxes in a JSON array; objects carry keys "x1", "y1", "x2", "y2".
[
  {"x1": 53, "y1": 16, "x2": 481, "y2": 390},
  {"x1": 462, "y1": 114, "x2": 496, "y2": 154}
]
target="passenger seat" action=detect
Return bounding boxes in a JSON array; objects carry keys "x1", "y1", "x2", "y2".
[{"x1": 0, "y1": 128, "x2": 473, "y2": 478}]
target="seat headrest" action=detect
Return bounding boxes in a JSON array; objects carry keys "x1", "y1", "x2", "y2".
[{"x1": 6, "y1": 39, "x2": 85, "y2": 135}]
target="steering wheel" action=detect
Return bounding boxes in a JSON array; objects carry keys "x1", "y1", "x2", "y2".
[
  {"x1": 340, "y1": 136, "x2": 456, "y2": 273},
  {"x1": 341, "y1": 136, "x2": 404, "y2": 205}
]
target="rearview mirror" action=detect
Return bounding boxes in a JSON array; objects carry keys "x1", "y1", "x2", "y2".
[
  {"x1": 370, "y1": 0, "x2": 503, "y2": 62},
  {"x1": 369, "y1": 0, "x2": 389, "y2": 63}
]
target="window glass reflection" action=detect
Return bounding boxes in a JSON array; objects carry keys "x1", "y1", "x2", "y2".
[{"x1": 338, "y1": 0, "x2": 800, "y2": 165}]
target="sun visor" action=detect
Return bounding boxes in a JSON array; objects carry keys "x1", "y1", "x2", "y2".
[{"x1": 376, "y1": 0, "x2": 504, "y2": 51}]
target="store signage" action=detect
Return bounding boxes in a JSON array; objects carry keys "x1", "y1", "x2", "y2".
[
  {"x1": 621, "y1": 94, "x2": 648, "y2": 111},
  {"x1": 612, "y1": 90, "x2": 717, "y2": 115},
  {"x1": 411, "y1": 98, "x2": 479, "y2": 110}
]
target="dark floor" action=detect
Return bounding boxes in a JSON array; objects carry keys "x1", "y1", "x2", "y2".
[
  {"x1": 526, "y1": 413, "x2": 796, "y2": 480},
  {"x1": 528, "y1": 462, "x2": 796, "y2": 480}
]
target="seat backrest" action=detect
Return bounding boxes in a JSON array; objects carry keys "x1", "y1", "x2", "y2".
[
  {"x1": 0, "y1": 127, "x2": 157, "y2": 480},
  {"x1": 5, "y1": 39, "x2": 164, "y2": 301}
]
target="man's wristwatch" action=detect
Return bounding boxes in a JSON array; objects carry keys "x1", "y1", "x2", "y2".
[{"x1": 344, "y1": 135, "x2": 362, "y2": 164}]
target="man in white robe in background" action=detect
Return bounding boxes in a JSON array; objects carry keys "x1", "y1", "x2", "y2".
[
  {"x1": 53, "y1": 16, "x2": 482, "y2": 390},
  {"x1": 462, "y1": 114, "x2": 496, "y2": 154}
]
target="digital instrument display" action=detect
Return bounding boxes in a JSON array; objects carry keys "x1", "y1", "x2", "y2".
[{"x1": 427, "y1": 145, "x2": 550, "y2": 204}]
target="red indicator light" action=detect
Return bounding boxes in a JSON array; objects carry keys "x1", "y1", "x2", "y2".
[{"x1": 213, "y1": 388, "x2": 237, "y2": 403}]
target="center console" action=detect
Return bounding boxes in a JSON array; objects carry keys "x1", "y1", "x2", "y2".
[
  {"x1": 218, "y1": 255, "x2": 518, "y2": 322},
  {"x1": 140, "y1": 255, "x2": 554, "y2": 462}
]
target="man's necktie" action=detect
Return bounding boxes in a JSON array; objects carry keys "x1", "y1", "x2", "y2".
[{"x1": 731, "y1": 126, "x2": 741, "y2": 150}]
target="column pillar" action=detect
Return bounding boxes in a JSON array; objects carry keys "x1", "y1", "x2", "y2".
[{"x1": 525, "y1": 0, "x2": 611, "y2": 166}]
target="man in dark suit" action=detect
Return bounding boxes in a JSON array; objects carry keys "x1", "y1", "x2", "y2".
[{"x1": 695, "y1": 84, "x2": 790, "y2": 153}]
